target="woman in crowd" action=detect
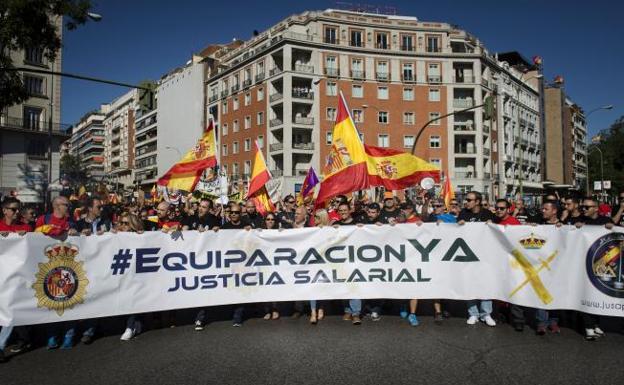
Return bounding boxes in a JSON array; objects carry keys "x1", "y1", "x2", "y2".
[
  {"x1": 309, "y1": 209, "x2": 329, "y2": 325},
  {"x1": 262, "y1": 213, "x2": 281, "y2": 320}
]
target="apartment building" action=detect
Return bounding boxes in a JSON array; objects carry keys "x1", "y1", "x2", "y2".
[
  {"x1": 0, "y1": 16, "x2": 69, "y2": 200},
  {"x1": 544, "y1": 87, "x2": 587, "y2": 189},
  {"x1": 103, "y1": 89, "x2": 138, "y2": 189},
  {"x1": 134, "y1": 108, "x2": 158, "y2": 188},
  {"x1": 204, "y1": 9, "x2": 543, "y2": 198},
  {"x1": 70, "y1": 109, "x2": 107, "y2": 180}
]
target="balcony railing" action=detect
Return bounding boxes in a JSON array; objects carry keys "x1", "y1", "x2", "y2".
[
  {"x1": 325, "y1": 67, "x2": 339, "y2": 77},
  {"x1": 255, "y1": 73, "x2": 265, "y2": 82},
  {"x1": 351, "y1": 70, "x2": 365, "y2": 80},
  {"x1": 323, "y1": 38, "x2": 340, "y2": 45},
  {"x1": 427, "y1": 75, "x2": 442, "y2": 83},
  {"x1": 231, "y1": 84, "x2": 240, "y2": 93},
  {"x1": 295, "y1": 64, "x2": 314, "y2": 74},
  {"x1": 349, "y1": 40, "x2": 364, "y2": 47},
  {"x1": 454, "y1": 123, "x2": 475, "y2": 132},
  {"x1": 270, "y1": 169, "x2": 284, "y2": 177},
  {"x1": 481, "y1": 78, "x2": 490, "y2": 88},
  {"x1": 453, "y1": 75, "x2": 475, "y2": 83},
  {"x1": 269, "y1": 118, "x2": 283, "y2": 127},
  {"x1": 402, "y1": 74, "x2": 416, "y2": 82},
  {"x1": 293, "y1": 142, "x2": 314, "y2": 150},
  {"x1": 209, "y1": 94, "x2": 218, "y2": 103},
  {"x1": 269, "y1": 67, "x2": 282, "y2": 76},
  {"x1": 483, "y1": 124, "x2": 490, "y2": 134},
  {"x1": 376, "y1": 71, "x2": 390, "y2": 81},
  {"x1": 483, "y1": 172, "x2": 491, "y2": 179},
  {"x1": 243, "y1": 79, "x2": 252, "y2": 88},
  {"x1": 293, "y1": 116, "x2": 314, "y2": 125},
  {"x1": 221, "y1": 90, "x2": 229, "y2": 98},
  {"x1": 292, "y1": 90, "x2": 313, "y2": 99},
  {"x1": 453, "y1": 99, "x2": 474, "y2": 108},
  {"x1": 269, "y1": 143, "x2": 283, "y2": 152},
  {"x1": 483, "y1": 148, "x2": 491, "y2": 157},
  {"x1": 455, "y1": 148, "x2": 476, "y2": 154},
  {"x1": 454, "y1": 171, "x2": 477, "y2": 178},
  {"x1": 401, "y1": 44, "x2": 415, "y2": 52},
  {"x1": 269, "y1": 93, "x2": 283, "y2": 102},
  {"x1": 0, "y1": 116, "x2": 71, "y2": 136}
]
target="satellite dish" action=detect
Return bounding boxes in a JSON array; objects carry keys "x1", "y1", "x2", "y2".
[{"x1": 420, "y1": 177, "x2": 435, "y2": 190}]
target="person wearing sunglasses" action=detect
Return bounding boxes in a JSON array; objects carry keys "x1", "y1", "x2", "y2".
[
  {"x1": 19, "y1": 206, "x2": 37, "y2": 230},
  {"x1": 220, "y1": 204, "x2": 251, "y2": 230},
  {"x1": 183, "y1": 198, "x2": 219, "y2": 232},
  {"x1": 35, "y1": 196, "x2": 77, "y2": 237},
  {"x1": 448, "y1": 199, "x2": 461, "y2": 217},
  {"x1": 242, "y1": 199, "x2": 264, "y2": 229},
  {"x1": 74, "y1": 197, "x2": 111, "y2": 235},
  {"x1": 258, "y1": 213, "x2": 282, "y2": 321},
  {"x1": 277, "y1": 195, "x2": 297, "y2": 228},
  {"x1": 309, "y1": 209, "x2": 330, "y2": 325},
  {"x1": 424, "y1": 198, "x2": 456, "y2": 224}
]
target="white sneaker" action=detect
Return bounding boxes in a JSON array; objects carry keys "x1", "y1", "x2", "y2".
[
  {"x1": 585, "y1": 328, "x2": 597, "y2": 341},
  {"x1": 371, "y1": 312, "x2": 381, "y2": 321},
  {"x1": 120, "y1": 328, "x2": 135, "y2": 341},
  {"x1": 482, "y1": 315, "x2": 496, "y2": 327},
  {"x1": 467, "y1": 316, "x2": 478, "y2": 325},
  {"x1": 194, "y1": 320, "x2": 204, "y2": 331},
  {"x1": 594, "y1": 327, "x2": 605, "y2": 337}
]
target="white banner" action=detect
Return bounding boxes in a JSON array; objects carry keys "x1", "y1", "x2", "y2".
[{"x1": 1, "y1": 224, "x2": 623, "y2": 326}]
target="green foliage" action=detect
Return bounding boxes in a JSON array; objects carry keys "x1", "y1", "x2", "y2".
[
  {"x1": 60, "y1": 153, "x2": 89, "y2": 184},
  {"x1": 588, "y1": 116, "x2": 624, "y2": 195},
  {"x1": 0, "y1": 0, "x2": 93, "y2": 110}
]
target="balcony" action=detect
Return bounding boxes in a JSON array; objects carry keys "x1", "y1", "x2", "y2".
[
  {"x1": 269, "y1": 67, "x2": 282, "y2": 76},
  {"x1": 481, "y1": 78, "x2": 490, "y2": 88},
  {"x1": 293, "y1": 142, "x2": 314, "y2": 150},
  {"x1": 221, "y1": 90, "x2": 229, "y2": 98},
  {"x1": 269, "y1": 93, "x2": 283, "y2": 102},
  {"x1": 453, "y1": 99, "x2": 474, "y2": 108},
  {"x1": 453, "y1": 75, "x2": 475, "y2": 83},
  {"x1": 325, "y1": 67, "x2": 339, "y2": 77},
  {"x1": 376, "y1": 72, "x2": 390, "y2": 81},
  {"x1": 292, "y1": 90, "x2": 313, "y2": 100},
  {"x1": 350, "y1": 40, "x2": 364, "y2": 48},
  {"x1": 402, "y1": 74, "x2": 416, "y2": 83},
  {"x1": 483, "y1": 172, "x2": 491, "y2": 179},
  {"x1": 483, "y1": 124, "x2": 490, "y2": 134},
  {"x1": 427, "y1": 75, "x2": 442, "y2": 83},
  {"x1": 255, "y1": 73, "x2": 265, "y2": 82},
  {"x1": 483, "y1": 148, "x2": 491, "y2": 157},
  {"x1": 270, "y1": 169, "x2": 284, "y2": 177},
  {"x1": 269, "y1": 118, "x2": 283, "y2": 127},
  {"x1": 0, "y1": 116, "x2": 71, "y2": 137},
  {"x1": 294, "y1": 64, "x2": 314, "y2": 74},
  {"x1": 323, "y1": 38, "x2": 340, "y2": 45},
  {"x1": 401, "y1": 44, "x2": 415, "y2": 52},
  {"x1": 455, "y1": 147, "x2": 476, "y2": 155},
  {"x1": 231, "y1": 84, "x2": 240, "y2": 93},
  {"x1": 209, "y1": 94, "x2": 218, "y2": 103},
  {"x1": 455, "y1": 171, "x2": 477, "y2": 178},
  {"x1": 454, "y1": 123, "x2": 475, "y2": 132},
  {"x1": 269, "y1": 143, "x2": 283, "y2": 152},
  {"x1": 293, "y1": 116, "x2": 314, "y2": 125},
  {"x1": 243, "y1": 79, "x2": 252, "y2": 88},
  {"x1": 351, "y1": 70, "x2": 365, "y2": 80}
]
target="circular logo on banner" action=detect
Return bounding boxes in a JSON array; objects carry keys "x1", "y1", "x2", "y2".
[
  {"x1": 586, "y1": 233, "x2": 624, "y2": 298},
  {"x1": 33, "y1": 243, "x2": 89, "y2": 316}
]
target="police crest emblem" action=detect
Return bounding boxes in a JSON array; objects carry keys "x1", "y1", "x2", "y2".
[{"x1": 32, "y1": 243, "x2": 89, "y2": 316}]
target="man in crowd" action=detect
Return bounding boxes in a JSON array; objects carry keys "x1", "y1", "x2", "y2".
[
  {"x1": 74, "y1": 197, "x2": 111, "y2": 235},
  {"x1": 333, "y1": 202, "x2": 362, "y2": 325},
  {"x1": 20, "y1": 206, "x2": 37, "y2": 229},
  {"x1": 379, "y1": 196, "x2": 401, "y2": 224},
  {"x1": 35, "y1": 196, "x2": 77, "y2": 237},
  {"x1": 277, "y1": 195, "x2": 296, "y2": 228},
  {"x1": 400, "y1": 202, "x2": 422, "y2": 224},
  {"x1": 560, "y1": 196, "x2": 584, "y2": 225},
  {"x1": 424, "y1": 198, "x2": 457, "y2": 223},
  {"x1": 156, "y1": 201, "x2": 180, "y2": 232},
  {"x1": 612, "y1": 191, "x2": 624, "y2": 227},
  {"x1": 242, "y1": 200, "x2": 264, "y2": 229},
  {"x1": 358, "y1": 202, "x2": 383, "y2": 225},
  {"x1": 183, "y1": 198, "x2": 220, "y2": 231},
  {"x1": 458, "y1": 191, "x2": 496, "y2": 327}
]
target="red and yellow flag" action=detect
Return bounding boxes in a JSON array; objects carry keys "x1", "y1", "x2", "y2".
[
  {"x1": 365, "y1": 145, "x2": 440, "y2": 190},
  {"x1": 157, "y1": 120, "x2": 217, "y2": 192},
  {"x1": 247, "y1": 140, "x2": 275, "y2": 215},
  {"x1": 316, "y1": 92, "x2": 369, "y2": 205},
  {"x1": 440, "y1": 175, "x2": 455, "y2": 210}
]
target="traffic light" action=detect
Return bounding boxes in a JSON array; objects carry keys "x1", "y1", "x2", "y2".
[
  {"x1": 138, "y1": 80, "x2": 156, "y2": 111},
  {"x1": 483, "y1": 95, "x2": 495, "y2": 120}
]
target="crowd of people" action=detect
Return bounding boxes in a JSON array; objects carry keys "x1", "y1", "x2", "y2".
[{"x1": 1, "y1": 188, "x2": 623, "y2": 362}]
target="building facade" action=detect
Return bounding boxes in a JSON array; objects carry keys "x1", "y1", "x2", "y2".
[
  {"x1": 0, "y1": 16, "x2": 69, "y2": 200},
  {"x1": 70, "y1": 109, "x2": 107, "y2": 180},
  {"x1": 204, "y1": 9, "x2": 543, "y2": 198},
  {"x1": 544, "y1": 86, "x2": 587, "y2": 189},
  {"x1": 103, "y1": 89, "x2": 138, "y2": 189},
  {"x1": 134, "y1": 107, "x2": 158, "y2": 189}
]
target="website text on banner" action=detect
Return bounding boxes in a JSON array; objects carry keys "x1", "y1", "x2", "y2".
[{"x1": 1, "y1": 224, "x2": 623, "y2": 326}]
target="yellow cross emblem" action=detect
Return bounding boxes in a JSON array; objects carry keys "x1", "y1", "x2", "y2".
[{"x1": 509, "y1": 249, "x2": 558, "y2": 305}]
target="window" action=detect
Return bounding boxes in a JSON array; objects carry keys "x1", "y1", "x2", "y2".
[
  {"x1": 350, "y1": 30, "x2": 363, "y2": 47},
  {"x1": 244, "y1": 116, "x2": 251, "y2": 129},
  {"x1": 403, "y1": 135, "x2": 415, "y2": 148},
  {"x1": 429, "y1": 88, "x2": 440, "y2": 102},
  {"x1": 325, "y1": 55, "x2": 337, "y2": 69},
  {"x1": 244, "y1": 160, "x2": 251, "y2": 176},
  {"x1": 401, "y1": 35, "x2": 414, "y2": 51},
  {"x1": 403, "y1": 112, "x2": 415, "y2": 125},
  {"x1": 27, "y1": 139, "x2": 46, "y2": 157},
  {"x1": 429, "y1": 112, "x2": 441, "y2": 125},
  {"x1": 326, "y1": 81, "x2": 337, "y2": 96},
  {"x1": 429, "y1": 135, "x2": 441, "y2": 148},
  {"x1": 23, "y1": 106, "x2": 42, "y2": 130},
  {"x1": 324, "y1": 26, "x2": 338, "y2": 44},
  {"x1": 257, "y1": 135, "x2": 264, "y2": 148},
  {"x1": 426, "y1": 35, "x2": 441, "y2": 52},
  {"x1": 233, "y1": 141, "x2": 239, "y2": 154},
  {"x1": 24, "y1": 76, "x2": 44, "y2": 96},
  {"x1": 244, "y1": 93, "x2": 251, "y2": 106},
  {"x1": 222, "y1": 164, "x2": 228, "y2": 175},
  {"x1": 376, "y1": 61, "x2": 388, "y2": 79},
  {"x1": 25, "y1": 47, "x2": 44, "y2": 65},
  {"x1": 378, "y1": 111, "x2": 388, "y2": 124},
  {"x1": 378, "y1": 134, "x2": 389, "y2": 148},
  {"x1": 376, "y1": 32, "x2": 389, "y2": 49},
  {"x1": 233, "y1": 119, "x2": 239, "y2": 132},
  {"x1": 222, "y1": 123, "x2": 228, "y2": 136},
  {"x1": 326, "y1": 108, "x2": 337, "y2": 121},
  {"x1": 257, "y1": 112, "x2": 264, "y2": 125},
  {"x1": 257, "y1": 87, "x2": 264, "y2": 101},
  {"x1": 351, "y1": 58, "x2": 364, "y2": 78},
  {"x1": 403, "y1": 87, "x2": 414, "y2": 101},
  {"x1": 352, "y1": 109, "x2": 363, "y2": 123},
  {"x1": 428, "y1": 63, "x2": 441, "y2": 82},
  {"x1": 429, "y1": 158, "x2": 442, "y2": 168},
  {"x1": 402, "y1": 63, "x2": 414, "y2": 81},
  {"x1": 326, "y1": 131, "x2": 333, "y2": 145},
  {"x1": 232, "y1": 163, "x2": 239, "y2": 176},
  {"x1": 222, "y1": 101, "x2": 228, "y2": 114},
  {"x1": 352, "y1": 84, "x2": 363, "y2": 98},
  {"x1": 233, "y1": 97, "x2": 239, "y2": 110},
  {"x1": 256, "y1": 61, "x2": 265, "y2": 76},
  {"x1": 244, "y1": 138, "x2": 251, "y2": 152},
  {"x1": 222, "y1": 144, "x2": 228, "y2": 156},
  {"x1": 377, "y1": 86, "x2": 388, "y2": 100}
]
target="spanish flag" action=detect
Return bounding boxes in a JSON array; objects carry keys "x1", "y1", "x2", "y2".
[
  {"x1": 246, "y1": 140, "x2": 275, "y2": 215},
  {"x1": 365, "y1": 145, "x2": 440, "y2": 190},
  {"x1": 440, "y1": 175, "x2": 455, "y2": 210},
  {"x1": 316, "y1": 92, "x2": 369, "y2": 205},
  {"x1": 157, "y1": 120, "x2": 217, "y2": 192}
]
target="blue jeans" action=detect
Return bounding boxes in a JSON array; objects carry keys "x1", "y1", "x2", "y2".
[
  {"x1": 536, "y1": 309, "x2": 558, "y2": 327},
  {"x1": 344, "y1": 299, "x2": 362, "y2": 316},
  {"x1": 467, "y1": 300, "x2": 492, "y2": 318},
  {"x1": 0, "y1": 325, "x2": 13, "y2": 350}
]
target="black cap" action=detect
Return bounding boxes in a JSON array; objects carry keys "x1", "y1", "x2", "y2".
[{"x1": 368, "y1": 202, "x2": 381, "y2": 211}]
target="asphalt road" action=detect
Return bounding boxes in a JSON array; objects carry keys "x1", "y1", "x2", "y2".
[{"x1": 2, "y1": 307, "x2": 623, "y2": 385}]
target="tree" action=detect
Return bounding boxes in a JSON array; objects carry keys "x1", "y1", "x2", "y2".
[
  {"x1": 0, "y1": 0, "x2": 93, "y2": 110},
  {"x1": 60, "y1": 153, "x2": 89, "y2": 186},
  {"x1": 588, "y1": 116, "x2": 624, "y2": 196}
]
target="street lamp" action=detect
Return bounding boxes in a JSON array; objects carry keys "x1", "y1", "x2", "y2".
[
  {"x1": 584, "y1": 105, "x2": 613, "y2": 195},
  {"x1": 165, "y1": 146, "x2": 182, "y2": 158}
]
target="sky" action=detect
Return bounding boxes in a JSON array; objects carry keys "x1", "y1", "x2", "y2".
[{"x1": 61, "y1": 0, "x2": 623, "y2": 136}]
